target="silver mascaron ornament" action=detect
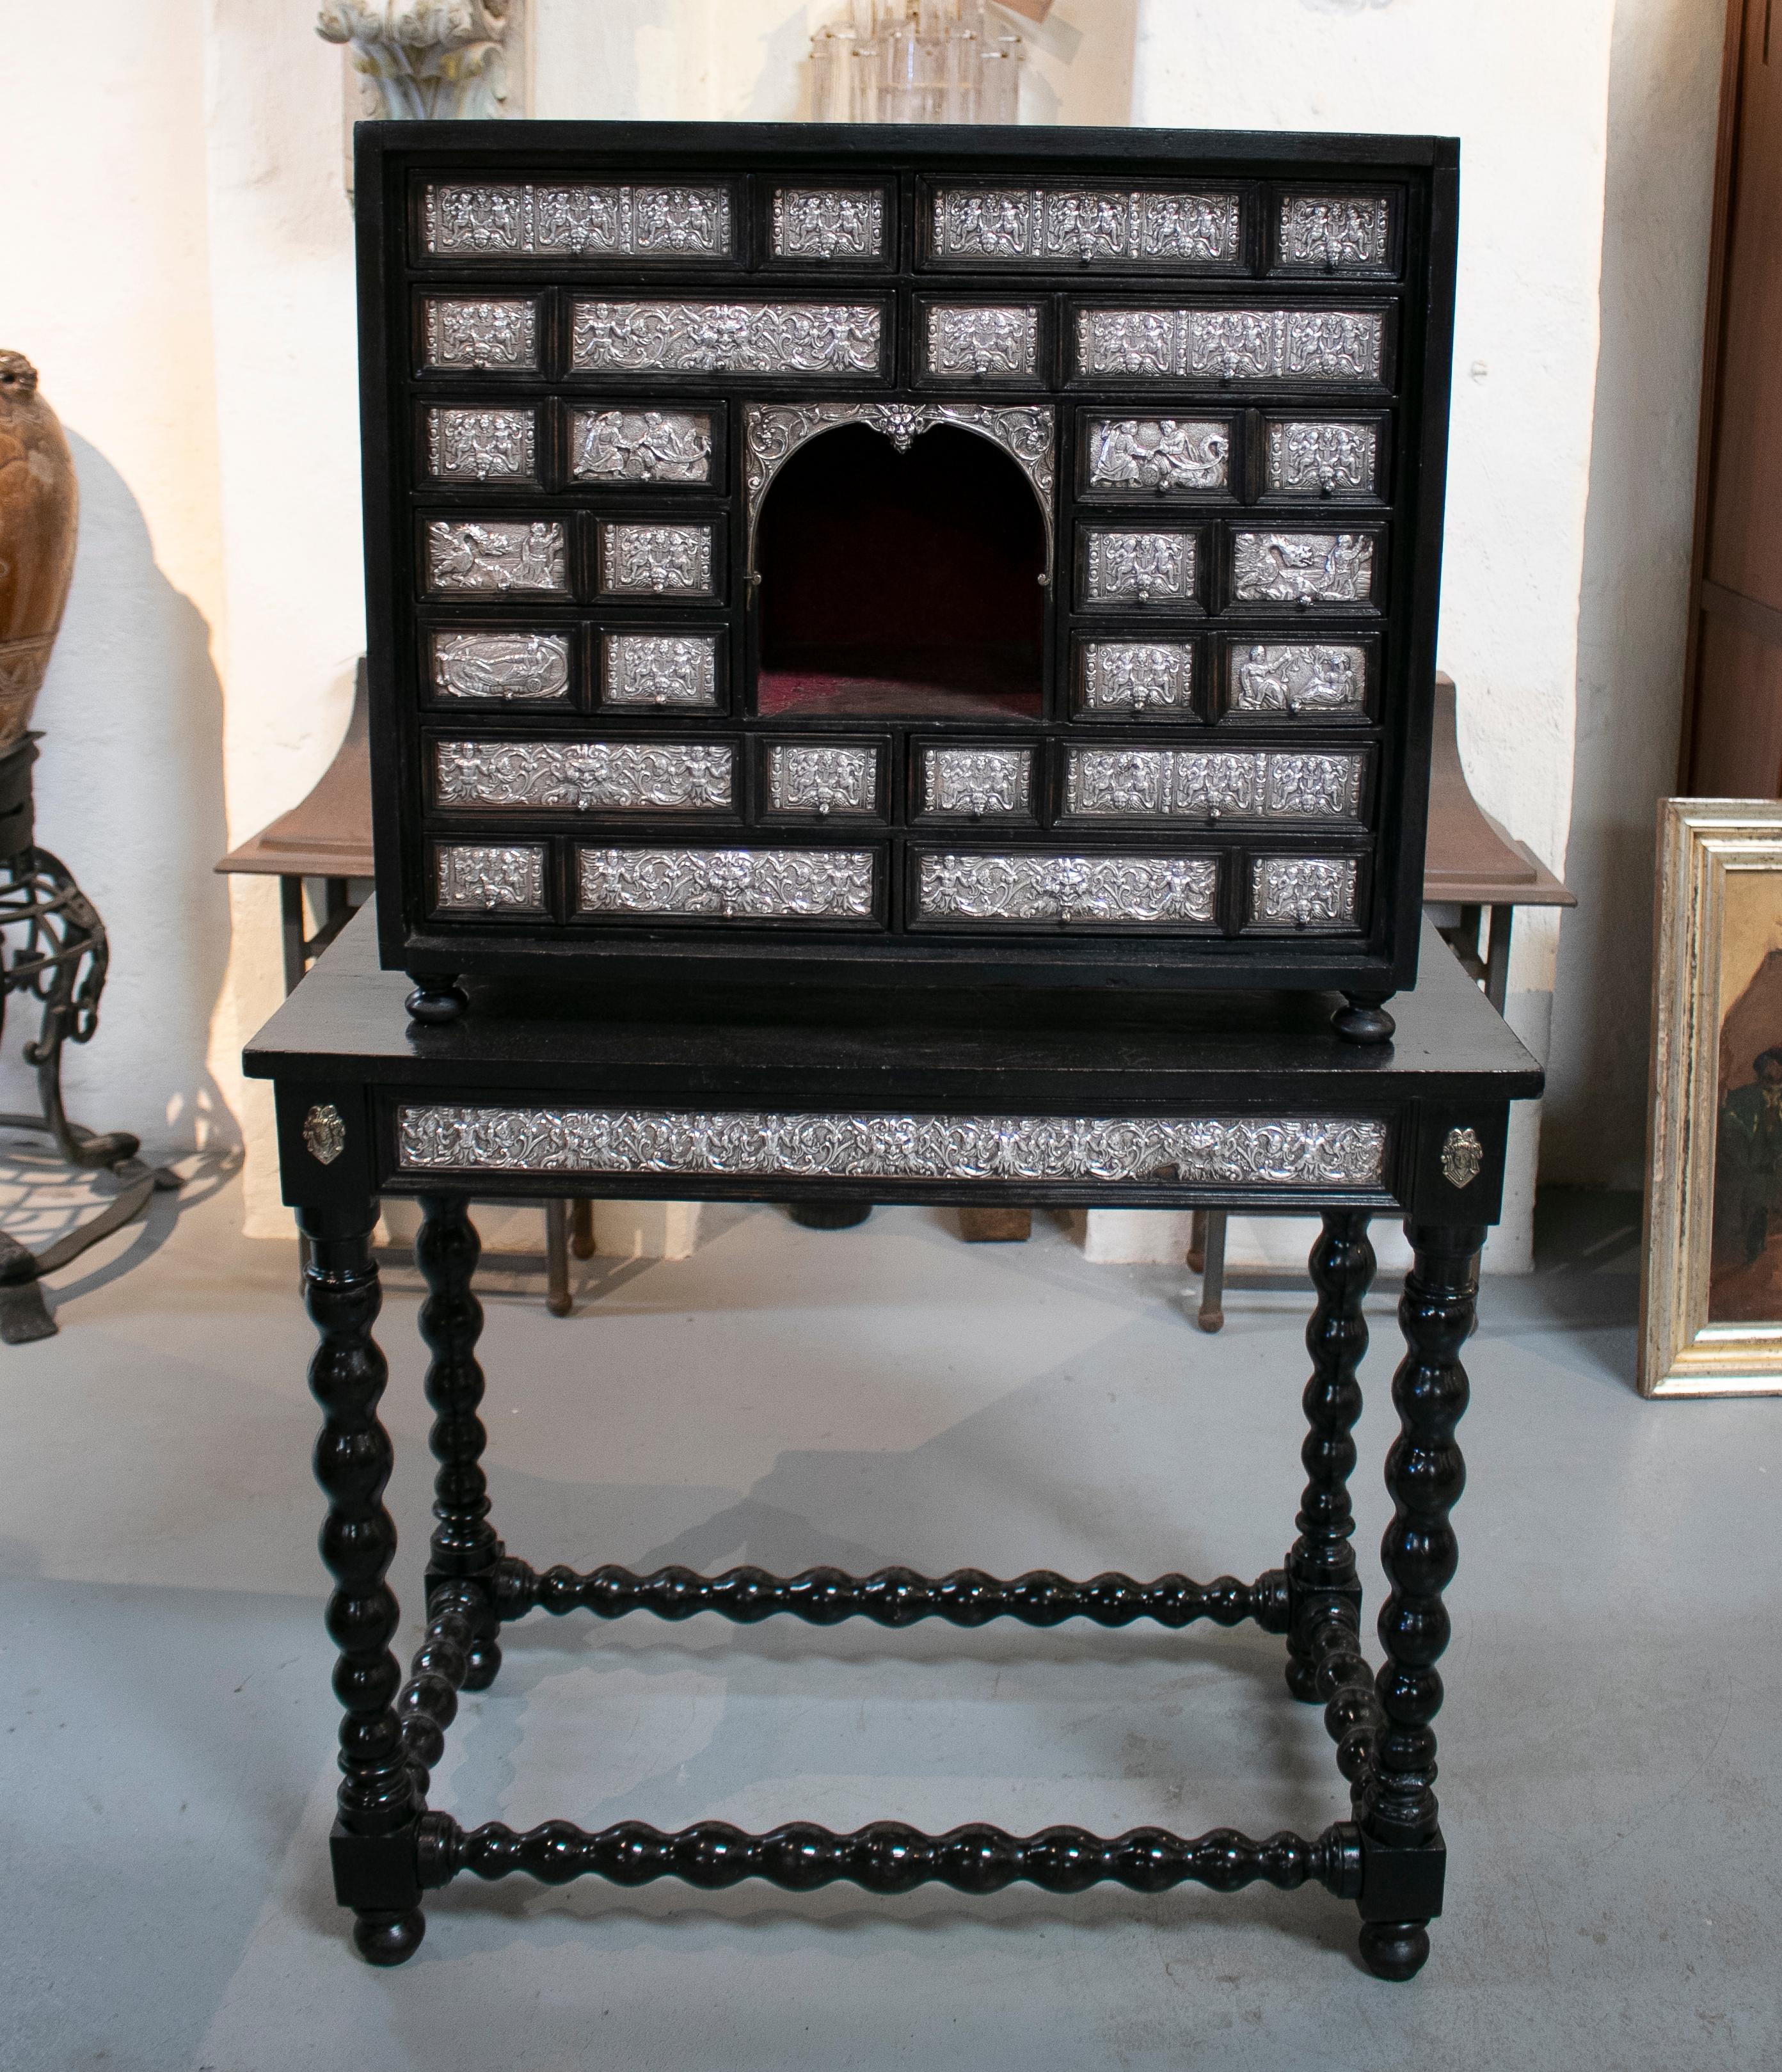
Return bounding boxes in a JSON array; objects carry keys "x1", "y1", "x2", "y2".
[
  {"x1": 302, "y1": 1103, "x2": 347, "y2": 1166},
  {"x1": 1441, "y1": 1126, "x2": 1485, "y2": 1189}
]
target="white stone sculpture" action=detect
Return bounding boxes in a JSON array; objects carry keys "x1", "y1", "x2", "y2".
[{"x1": 317, "y1": 1, "x2": 518, "y2": 122}]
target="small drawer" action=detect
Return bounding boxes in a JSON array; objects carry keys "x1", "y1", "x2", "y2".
[
  {"x1": 420, "y1": 297, "x2": 539, "y2": 373},
  {"x1": 1078, "y1": 526, "x2": 1204, "y2": 610},
  {"x1": 925, "y1": 186, "x2": 1243, "y2": 270},
  {"x1": 424, "y1": 406, "x2": 537, "y2": 486},
  {"x1": 433, "y1": 738, "x2": 735, "y2": 815},
  {"x1": 1245, "y1": 854, "x2": 1363, "y2": 932},
  {"x1": 420, "y1": 181, "x2": 735, "y2": 261},
  {"x1": 1222, "y1": 640, "x2": 1371, "y2": 721},
  {"x1": 921, "y1": 302, "x2": 1042, "y2": 382},
  {"x1": 912, "y1": 849, "x2": 1220, "y2": 928},
  {"x1": 1073, "y1": 306, "x2": 1387, "y2": 387},
  {"x1": 763, "y1": 742, "x2": 884, "y2": 820},
  {"x1": 570, "y1": 299, "x2": 886, "y2": 379},
  {"x1": 1074, "y1": 639, "x2": 1200, "y2": 721},
  {"x1": 1274, "y1": 192, "x2": 1397, "y2": 276},
  {"x1": 1062, "y1": 748, "x2": 1365, "y2": 825},
  {"x1": 599, "y1": 630, "x2": 724, "y2": 710},
  {"x1": 427, "y1": 630, "x2": 572, "y2": 705},
  {"x1": 1079, "y1": 415, "x2": 1234, "y2": 500},
  {"x1": 596, "y1": 522, "x2": 719, "y2": 598},
  {"x1": 769, "y1": 186, "x2": 891, "y2": 264},
  {"x1": 424, "y1": 518, "x2": 568, "y2": 596},
  {"x1": 433, "y1": 841, "x2": 549, "y2": 915},
  {"x1": 1262, "y1": 418, "x2": 1382, "y2": 500},
  {"x1": 575, "y1": 845, "x2": 877, "y2": 921},
  {"x1": 571, "y1": 408, "x2": 715, "y2": 486},
  {"x1": 1229, "y1": 529, "x2": 1380, "y2": 609},
  {"x1": 916, "y1": 744, "x2": 1035, "y2": 821}
]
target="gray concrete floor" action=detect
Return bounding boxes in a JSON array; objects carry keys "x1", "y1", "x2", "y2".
[{"x1": 2, "y1": 1175, "x2": 1779, "y2": 2071}]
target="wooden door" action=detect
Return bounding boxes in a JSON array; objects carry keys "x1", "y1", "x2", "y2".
[{"x1": 1683, "y1": 0, "x2": 1782, "y2": 795}]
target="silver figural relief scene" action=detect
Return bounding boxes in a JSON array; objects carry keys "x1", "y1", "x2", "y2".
[
  {"x1": 1266, "y1": 420, "x2": 1378, "y2": 497},
  {"x1": 1249, "y1": 856, "x2": 1360, "y2": 928},
  {"x1": 925, "y1": 306, "x2": 1040, "y2": 378},
  {"x1": 423, "y1": 298, "x2": 537, "y2": 371},
  {"x1": 918, "y1": 852, "x2": 1217, "y2": 925},
  {"x1": 426, "y1": 520, "x2": 566, "y2": 593},
  {"x1": 431, "y1": 630, "x2": 571, "y2": 702},
  {"x1": 434, "y1": 842, "x2": 547, "y2": 912},
  {"x1": 571, "y1": 301, "x2": 882, "y2": 376},
  {"x1": 922, "y1": 746, "x2": 1032, "y2": 817},
  {"x1": 772, "y1": 188, "x2": 885, "y2": 260},
  {"x1": 597, "y1": 523, "x2": 715, "y2": 596},
  {"x1": 434, "y1": 739, "x2": 734, "y2": 813},
  {"x1": 1076, "y1": 308, "x2": 1383, "y2": 384},
  {"x1": 1064, "y1": 749, "x2": 1362, "y2": 823},
  {"x1": 424, "y1": 182, "x2": 732, "y2": 258},
  {"x1": 1086, "y1": 418, "x2": 1229, "y2": 495},
  {"x1": 601, "y1": 633, "x2": 720, "y2": 708},
  {"x1": 1278, "y1": 194, "x2": 1392, "y2": 271},
  {"x1": 1083, "y1": 530, "x2": 1198, "y2": 607},
  {"x1": 426, "y1": 408, "x2": 535, "y2": 483},
  {"x1": 578, "y1": 847, "x2": 875, "y2": 920},
  {"x1": 397, "y1": 1103, "x2": 1389, "y2": 1189},
  {"x1": 932, "y1": 189, "x2": 1241, "y2": 267},
  {"x1": 1078, "y1": 641, "x2": 1197, "y2": 717},
  {"x1": 1229, "y1": 644, "x2": 1366, "y2": 717},
  {"x1": 767, "y1": 745, "x2": 880, "y2": 817},
  {"x1": 571, "y1": 409, "x2": 712, "y2": 484},
  {"x1": 1232, "y1": 531, "x2": 1375, "y2": 606}
]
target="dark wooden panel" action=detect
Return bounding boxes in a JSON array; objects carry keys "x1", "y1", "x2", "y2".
[{"x1": 1688, "y1": 610, "x2": 1782, "y2": 798}]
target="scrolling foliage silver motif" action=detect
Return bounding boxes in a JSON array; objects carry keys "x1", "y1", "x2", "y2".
[
  {"x1": 424, "y1": 183, "x2": 732, "y2": 258},
  {"x1": 767, "y1": 745, "x2": 879, "y2": 817},
  {"x1": 922, "y1": 747, "x2": 1031, "y2": 817},
  {"x1": 772, "y1": 189, "x2": 884, "y2": 260},
  {"x1": 1229, "y1": 644, "x2": 1365, "y2": 717},
  {"x1": 435, "y1": 843, "x2": 546, "y2": 911},
  {"x1": 918, "y1": 852, "x2": 1216, "y2": 925},
  {"x1": 601, "y1": 634, "x2": 719, "y2": 708},
  {"x1": 1076, "y1": 308, "x2": 1383, "y2": 384},
  {"x1": 427, "y1": 408, "x2": 534, "y2": 482},
  {"x1": 571, "y1": 301, "x2": 882, "y2": 376},
  {"x1": 426, "y1": 520, "x2": 566, "y2": 593},
  {"x1": 1250, "y1": 856, "x2": 1358, "y2": 928},
  {"x1": 1078, "y1": 642, "x2": 1195, "y2": 716},
  {"x1": 578, "y1": 847, "x2": 873, "y2": 920},
  {"x1": 424, "y1": 298, "x2": 537, "y2": 371},
  {"x1": 932, "y1": 189, "x2": 1241, "y2": 266},
  {"x1": 434, "y1": 739, "x2": 733, "y2": 813},
  {"x1": 431, "y1": 631, "x2": 570, "y2": 702},
  {"x1": 1232, "y1": 532, "x2": 1374, "y2": 606},
  {"x1": 572, "y1": 410, "x2": 712, "y2": 484},
  {"x1": 397, "y1": 1103, "x2": 1388, "y2": 1189}
]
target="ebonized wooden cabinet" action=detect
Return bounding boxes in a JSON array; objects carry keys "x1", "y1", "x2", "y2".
[{"x1": 354, "y1": 121, "x2": 1458, "y2": 1030}]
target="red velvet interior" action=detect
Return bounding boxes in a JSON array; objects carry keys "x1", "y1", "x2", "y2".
[{"x1": 756, "y1": 424, "x2": 1046, "y2": 719}]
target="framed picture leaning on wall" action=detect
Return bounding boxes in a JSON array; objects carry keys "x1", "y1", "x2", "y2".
[{"x1": 1643, "y1": 799, "x2": 1782, "y2": 1395}]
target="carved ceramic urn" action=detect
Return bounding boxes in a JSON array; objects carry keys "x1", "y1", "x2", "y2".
[{"x1": 0, "y1": 352, "x2": 78, "y2": 753}]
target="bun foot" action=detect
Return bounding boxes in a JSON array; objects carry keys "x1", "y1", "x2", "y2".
[
  {"x1": 406, "y1": 978, "x2": 468, "y2": 1026},
  {"x1": 1358, "y1": 1918, "x2": 1429, "y2": 1980},
  {"x1": 1332, "y1": 992, "x2": 1396, "y2": 1046},
  {"x1": 786, "y1": 1202, "x2": 872, "y2": 1230},
  {"x1": 353, "y1": 1908, "x2": 426, "y2": 1966},
  {"x1": 461, "y1": 1638, "x2": 502, "y2": 1691}
]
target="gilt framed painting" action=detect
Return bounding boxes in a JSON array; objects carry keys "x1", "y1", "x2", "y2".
[{"x1": 1642, "y1": 799, "x2": 1782, "y2": 1394}]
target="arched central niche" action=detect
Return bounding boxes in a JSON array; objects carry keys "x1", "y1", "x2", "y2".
[{"x1": 756, "y1": 422, "x2": 1047, "y2": 720}]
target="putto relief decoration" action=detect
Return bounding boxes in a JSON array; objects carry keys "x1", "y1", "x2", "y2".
[
  {"x1": 1278, "y1": 194, "x2": 1392, "y2": 271},
  {"x1": 1228, "y1": 644, "x2": 1366, "y2": 718},
  {"x1": 1266, "y1": 421, "x2": 1377, "y2": 498},
  {"x1": 434, "y1": 738, "x2": 734, "y2": 814},
  {"x1": 772, "y1": 188, "x2": 885, "y2": 260},
  {"x1": 578, "y1": 847, "x2": 875, "y2": 920},
  {"x1": 601, "y1": 633, "x2": 720, "y2": 709},
  {"x1": 925, "y1": 306, "x2": 1039, "y2": 378},
  {"x1": 1232, "y1": 531, "x2": 1375, "y2": 607},
  {"x1": 431, "y1": 630, "x2": 571, "y2": 702},
  {"x1": 425, "y1": 519, "x2": 566, "y2": 593},
  {"x1": 397, "y1": 1101, "x2": 1390, "y2": 1190},
  {"x1": 1083, "y1": 529, "x2": 1198, "y2": 607},
  {"x1": 767, "y1": 745, "x2": 880, "y2": 817},
  {"x1": 426, "y1": 408, "x2": 535, "y2": 483},
  {"x1": 596, "y1": 523, "x2": 715, "y2": 597},
  {"x1": 1063, "y1": 749, "x2": 1361, "y2": 824},
  {"x1": 1076, "y1": 308, "x2": 1384, "y2": 385},
  {"x1": 916, "y1": 852, "x2": 1217, "y2": 925},
  {"x1": 1249, "y1": 855, "x2": 1360, "y2": 929},
  {"x1": 571, "y1": 301, "x2": 882, "y2": 376},
  {"x1": 422, "y1": 182, "x2": 732, "y2": 258},
  {"x1": 932, "y1": 188, "x2": 1241, "y2": 267},
  {"x1": 921, "y1": 746, "x2": 1032, "y2": 818},
  {"x1": 571, "y1": 409, "x2": 713, "y2": 484},
  {"x1": 1085, "y1": 418, "x2": 1229, "y2": 495},
  {"x1": 1077, "y1": 642, "x2": 1195, "y2": 717},
  {"x1": 434, "y1": 841, "x2": 547, "y2": 911},
  {"x1": 423, "y1": 298, "x2": 538, "y2": 372}
]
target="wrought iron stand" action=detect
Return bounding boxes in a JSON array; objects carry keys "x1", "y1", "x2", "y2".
[{"x1": 0, "y1": 737, "x2": 179, "y2": 1343}]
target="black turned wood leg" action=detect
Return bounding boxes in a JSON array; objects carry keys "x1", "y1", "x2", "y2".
[
  {"x1": 1333, "y1": 992, "x2": 1397, "y2": 1045},
  {"x1": 405, "y1": 973, "x2": 467, "y2": 1026},
  {"x1": 1285, "y1": 1212, "x2": 1374, "y2": 1702},
  {"x1": 1355, "y1": 1221, "x2": 1483, "y2": 1983},
  {"x1": 299, "y1": 1203, "x2": 426, "y2": 1968},
  {"x1": 415, "y1": 1197, "x2": 504, "y2": 1691}
]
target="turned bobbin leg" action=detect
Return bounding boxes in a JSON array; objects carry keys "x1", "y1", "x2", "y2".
[
  {"x1": 1285, "y1": 1211, "x2": 1374, "y2": 1701},
  {"x1": 1355, "y1": 1221, "x2": 1481, "y2": 1982},
  {"x1": 299, "y1": 1202, "x2": 426, "y2": 1967},
  {"x1": 415, "y1": 1196, "x2": 504, "y2": 1690}
]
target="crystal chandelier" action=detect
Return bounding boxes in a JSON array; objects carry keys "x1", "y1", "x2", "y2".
[{"x1": 811, "y1": 0, "x2": 1025, "y2": 125}]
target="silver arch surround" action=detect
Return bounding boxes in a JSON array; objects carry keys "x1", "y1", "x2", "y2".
[{"x1": 743, "y1": 401, "x2": 1056, "y2": 582}]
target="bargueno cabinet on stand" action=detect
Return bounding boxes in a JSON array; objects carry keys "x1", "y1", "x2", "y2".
[{"x1": 357, "y1": 122, "x2": 1458, "y2": 1039}]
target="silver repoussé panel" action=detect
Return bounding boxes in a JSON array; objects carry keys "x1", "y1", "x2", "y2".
[
  {"x1": 434, "y1": 740, "x2": 733, "y2": 813},
  {"x1": 932, "y1": 188, "x2": 1241, "y2": 266},
  {"x1": 772, "y1": 189, "x2": 885, "y2": 260},
  {"x1": 1250, "y1": 856, "x2": 1360, "y2": 928},
  {"x1": 1232, "y1": 532, "x2": 1375, "y2": 606},
  {"x1": 1085, "y1": 418, "x2": 1229, "y2": 495},
  {"x1": 1064, "y1": 749, "x2": 1361, "y2": 822},
  {"x1": 1076, "y1": 308, "x2": 1383, "y2": 384},
  {"x1": 571, "y1": 301, "x2": 882, "y2": 376},
  {"x1": 921, "y1": 746, "x2": 1032, "y2": 817},
  {"x1": 434, "y1": 843, "x2": 546, "y2": 912},
  {"x1": 423, "y1": 299, "x2": 538, "y2": 371},
  {"x1": 578, "y1": 847, "x2": 874, "y2": 919},
  {"x1": 423, "y1": 183, "x2": 732, "y2": 258},
  {"x1": 1083, "y1": 530, "x2": 1198, "y2": 605},
  {"x1": 426, "y1": 408, "x2": 535, "y2": 483},
  {"x1": 597, "y1": 523, "x2": 715, "y2": 597},
  {"x1": 917, "y1": 852, "x2": 1216, "y2": 925},
  {"x1": 1077, "y1": 642, "x2": 1195, "y2": 717},
  {"x1": 398, "y1": 1104, "x2": 1388, "y2": 1188},
  {"x1": 571, "y1": 409, "x2": 712, "y2": 484},
  {"x1": 767, "y1": 745, "x2": 879, "y2": 817},
  {"x1": 426, "y1": 520, "x2": 566, "y2": 593},
  {"x1": 431, "y1": 632, "x2": 571, "y2": 702},
  {"x1": 1278, "y1": 195, "x2": 1392, "y2": 271},
  {"x1": 1266, "y1": 421, "x2": 1377, "y2": 497},
  {"x1": 925, "y1": 305, "x2": 1039, "y2": 378},
  {"x1": 601, "y1": 634, "x2": 720, "y2": 708},
  {"x1": 1228, "y1": 643, "x2": 1366, "y2": 717}
]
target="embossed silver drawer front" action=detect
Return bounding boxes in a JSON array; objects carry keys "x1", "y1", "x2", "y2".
[
  {"x1": 1062, "y1": 749, "x2": 1364, "y2": 824},
  {"x1": 422, "y1": 298, "x2": 538, "y2": 372},
  {"x1": 1265, "y1": 419, "x2": 1379, "y2": 498},
  {"x1": 1079, "y1": 528, "x2": 1201, "y2": 609},
  {"x1": 429, "y1": 631, "x2": 571, "y2": 704},
  {"x1": 577, "y1": 847, "x2": 876, "y2": 921},
  {"x1": 426, "y1": 408, "x2": 536, "y2": 484},
  {"x1": 1231, "y1": 530, "x2": 1378, "y2": 607},
  {"x1": 1247, "y1": 855, "x2": 1362, "y2": 931},
  {"x1": 766, "y1": 744, "x2": 880, "y2": 818},
  {"x1": 397, "y1": 1103, "x2": 1389, "y2": 1190},
  {"x1": 1082, "y1": 417, "x2": 1230, "y2": 498},
  {"x1": 772, "y1": 187, "x2": 887, "y2": 261},
  {"x1": 924, "y1": 305, "x2": 1040, "y2": 379},
  {"x1": 434, "y1": 740, "x2": 735, "y2": 815},
  {"x1": 1075, "y1": 641, "x2": 1198, "y2": 719},
  {"x1": 571, "y1": 409, "x2": 713, "y2": 485},
  {"x1": 596, "y1": 523, "x2": 717, "y2": 598},
  {"x1": 422, "y1": 182, "x2": 734, "y2": 259},
  {"x1": 571, "y1": 300, "x2": 884, "y2": 377},
  {"x1": 434, "y1": 843, "x2": 548, "y2": 914},
  {"x1": 1075, "y1": 308, "x2": 1385, "y2": 385},
  {"x1": 425, "y1": 519, "x2": 567, "y2": 595},
  {"x1": 919, "y1": 745, "x2": 1034, "y2": 819},
  {"x1": 930, "y1": 187, "x2": 1243, "y2": 268},
  {"x1": 1226, "y1": 642, "x2": 1369, "y2": 719},
  {"x1": 600, "y1": 632, "x2": 721, "y2": 709},
  {"x1": 915, "y1": 851, "x2": 1218, "y2": 927},
  {"x1": 1277, "y1": 193, "x2": 1394, "y2": 274}
]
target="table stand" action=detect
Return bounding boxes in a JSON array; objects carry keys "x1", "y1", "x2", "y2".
[{"x1": 249, "y1": 905, "x2": 1541, "y2": 1980}]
